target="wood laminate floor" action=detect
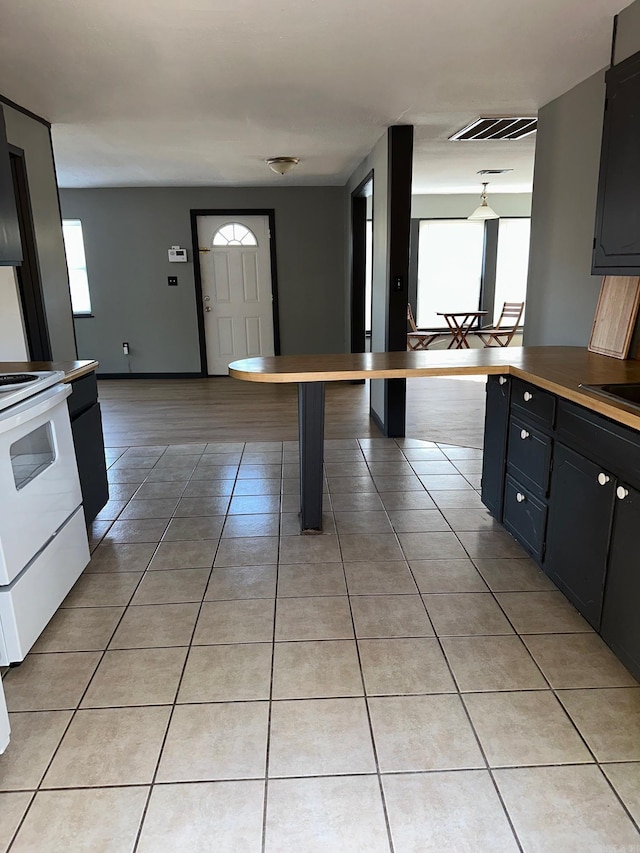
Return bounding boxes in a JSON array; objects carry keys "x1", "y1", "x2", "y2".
[{"x1": 98, "y1": 376, "x2": 487, "y2": 448}]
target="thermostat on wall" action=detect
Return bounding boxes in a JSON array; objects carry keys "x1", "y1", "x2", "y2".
[{"x1": 168, "y1": 246, "x2": 187, "y2": 262}]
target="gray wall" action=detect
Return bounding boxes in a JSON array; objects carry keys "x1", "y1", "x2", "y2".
[
  {"x1": 524, "y1": 0, "x2": 640, "y2": 348},
  {"x1": 4, "y1": 105, "x2": 77, "y2": 360},
  {"x1": 411, "y1": 193, "x2": 531, "y2": 219},
  {"x1": 61, "y1": 186, "x2": 346, "y2": 374},
  {"x1": 523, "y1": 70, "x2": 606, "y2": 346}
]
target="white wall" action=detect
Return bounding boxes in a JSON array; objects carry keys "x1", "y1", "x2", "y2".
[{"x1": 0, "y1": 266, "x2": 28, "y2": 359}]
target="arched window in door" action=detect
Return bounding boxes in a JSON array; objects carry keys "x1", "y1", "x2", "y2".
[{"x1": 212, "y1": 223, "x2": 259, "y2": 247}]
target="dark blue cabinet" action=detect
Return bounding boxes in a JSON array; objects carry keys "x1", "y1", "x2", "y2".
[
  {"x1": 544, "y1": 445, "x2": 616, "y2": 629},
  {"x1": 482, "y1": 377, "x2": 640, "y2": 679},
  {"x1": 601, "y1": 485, "x2": 640, "y2": 679},
  {"x1": 481, "y1": 374, "x2": 510, "y2": 519},
  {"x1": 592, "y1": 50, "x2": 640, "y2": 274}
]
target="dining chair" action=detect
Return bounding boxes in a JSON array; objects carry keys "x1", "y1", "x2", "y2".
[
  {"x1": 406, "y1": 304, "x2": 441, "y2": 350},
  {"x1": 476, "y1": 301, "x2": 525, "y2": 347}
]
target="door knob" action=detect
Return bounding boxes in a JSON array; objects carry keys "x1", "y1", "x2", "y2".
[
  {"x1": 516, "y1": 492, "x2": 526, "y2": 503},
  {"x1": 597, "y1": 473, "x2": 610, "y2": 486},
  {"x1": 617, "y1": 486, "x2": 629, "y2": 500},
  {"x1": 498, "y1": 376, "x2": 507, "y2": 385},
  {"x1": 520, "y1": 429, "x2": 530, "y2": 440},
  {"x1": 523, "y1": 391, "x2": 533, "y2": 402},
  {"x1": 205, "y1": 306, "x2": 212, "y2": 312}
]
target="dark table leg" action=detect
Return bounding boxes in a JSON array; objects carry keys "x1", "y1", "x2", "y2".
[{"x1": 298, "y1": 382, "x2": 325, "y2": 532}]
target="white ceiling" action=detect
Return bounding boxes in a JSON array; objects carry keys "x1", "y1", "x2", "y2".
[{"x1": 0, "y1": 0, "x2": 625, "y2": 192}]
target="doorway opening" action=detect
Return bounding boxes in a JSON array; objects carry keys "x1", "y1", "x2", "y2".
[{"x1": 350, "y1": 172, "x2": 373, "y2": 354}]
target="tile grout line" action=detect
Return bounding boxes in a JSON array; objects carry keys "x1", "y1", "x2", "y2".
[
  {"x1": 337, "y1": 484, "x2": 396, "y2": 853},
  {"x1": 399, "y1": 534, "x2": 525, "y2": 853},
  {"x1": 5, "y1": 441, "x2": 166, "y2": 851},
  {"x1": 130, "y1": 441, "x2": 241, "y2": 853},
  {"x1": 259, "y1": 447, "x2": 283, "y2": 853},
  {"x1": 4, "y1": 437, "x2": 639, "y2": 847}
]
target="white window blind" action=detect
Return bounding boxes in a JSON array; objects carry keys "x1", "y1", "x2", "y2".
[
  {"x1": 62, "y1": 220, "x2": 92, "y2": 315},
  {"x1": 416, "y1": 220, "x2": 485, "y2": 328},
  {"x1": 494, "y1": 218, "x2": 531, "y2": 324}
]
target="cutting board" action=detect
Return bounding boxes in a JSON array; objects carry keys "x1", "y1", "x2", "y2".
[{"x1": 588, "y1": 275, "x2": 640, "y2": 359}]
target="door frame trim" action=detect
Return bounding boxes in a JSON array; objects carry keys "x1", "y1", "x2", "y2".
[
  {"x1": 190, "y1": 208, "x2": 281, "y2": 376},
  {"x1": 9, "y1": 145, "x2": 52, "y2": 361},
  {"x1": 350, "y1": 170, "x2": 373, "y2": 356}
]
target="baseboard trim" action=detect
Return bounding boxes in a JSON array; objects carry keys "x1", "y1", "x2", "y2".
[
  {"x1": 370, "y1": 408, "x2": 386, "y2": 437},
  {"x1": 97, "y1": 372, "x2": 205, "y2": 380}
]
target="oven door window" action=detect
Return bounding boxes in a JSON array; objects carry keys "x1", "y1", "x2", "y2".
[{"x1": 10, "y1": 422, "x2": 56, "y2": 490}]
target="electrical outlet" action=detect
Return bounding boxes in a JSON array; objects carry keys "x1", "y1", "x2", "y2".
[{"x1": 168, "y1": 276, "x2": 178, "y2": 286}]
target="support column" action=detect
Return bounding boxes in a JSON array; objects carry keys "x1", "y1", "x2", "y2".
[{"x1": 298, "y1": 381, "x2": 325, "y2": 532}]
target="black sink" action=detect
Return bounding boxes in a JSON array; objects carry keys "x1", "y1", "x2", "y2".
[{"x1": 580, "y1": 382, "x2": 640, "y2": 409}]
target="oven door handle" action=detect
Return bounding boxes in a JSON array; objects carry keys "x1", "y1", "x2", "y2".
[{"x1": 0, "y1": 384, "x2": 72, "y2": 434}]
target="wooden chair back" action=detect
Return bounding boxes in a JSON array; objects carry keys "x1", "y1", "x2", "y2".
[
  {"x1": 407, "y1": 303, "x2": 419, "y2": 332},
  {"x1": 476, "y1": 301, "x2": 525, "y2": 347},
  {"x1": 495, "y1": 301, "x2": 525, "y2": 328},
  {"x1": 406, "y1": 303, "x2": 441, "y2": 350}
]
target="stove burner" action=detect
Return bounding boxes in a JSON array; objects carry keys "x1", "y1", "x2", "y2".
[{"x1": 0, "y1": 374, "x2": 39, "y2": 389}]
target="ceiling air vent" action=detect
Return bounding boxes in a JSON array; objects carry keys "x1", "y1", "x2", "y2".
[{"x1": 449, "y1": 117, "x2": 537, "y2": 141}]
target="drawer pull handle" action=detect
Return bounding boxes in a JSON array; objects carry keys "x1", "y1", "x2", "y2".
[
  {"x1": 516, "y1": 492, "x2": 526, "y2": 503},
  {"x1": 597, "y1": 473, "x2": 610, "y2": 486},
  {"x1": 617, "y1": 486, "x2": 629, "y2": 500},
  {"x1": 523, "y1": 391, "x2": 533, "y2": 402},
  {"x1": 498, "y1": 376, "x2": 507, "y2": 386},
  {"x1": 520, "y1": 429, "x2": 530, "y2": 440}
]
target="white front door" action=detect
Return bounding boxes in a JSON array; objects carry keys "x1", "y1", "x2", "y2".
[{"x1": 196, "y1": 215, "x2": 276, "y2": 375}]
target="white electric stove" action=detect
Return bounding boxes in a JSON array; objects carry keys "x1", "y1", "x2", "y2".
[
  {"x1": 0, "y1": 370, "x2": 66, "y2": 409},
  {"x1": 0, "y1": 370, "x2": 90, "y2": 672}
]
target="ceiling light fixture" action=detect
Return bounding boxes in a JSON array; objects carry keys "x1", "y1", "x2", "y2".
[
  {"x1": 266, "y1": 157, "x2": 300, "y2": 176},
  {"x1": 468, "y1": 182, "x2": 499, "y2": 221}
]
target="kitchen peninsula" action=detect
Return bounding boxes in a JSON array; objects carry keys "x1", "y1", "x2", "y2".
[{"x1": 230, "y1": 346, "x2": 640, "y2": 680}]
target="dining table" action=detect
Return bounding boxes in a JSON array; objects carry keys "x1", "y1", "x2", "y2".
[{"x1": 437, "y1": 310, "x2": 488, "y2": 349}]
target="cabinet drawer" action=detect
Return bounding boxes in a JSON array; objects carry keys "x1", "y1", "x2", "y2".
[
  {"x1": 507, "y1": 416, "x2": 553, "y2": 498},
  {"x1": 67, "y1": 373, "x2": 98, "y2": 419},
  {"x1": 511, "y1": 379, "x2": 556, "y2": 429},
  {"x1": 502, "y1": 477, "x2": 547, "y2": 562},
  {"x1": 557, "y1": 401, "x2": 640, "y2": 491}
]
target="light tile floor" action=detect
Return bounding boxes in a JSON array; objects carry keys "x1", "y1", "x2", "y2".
[{"x1": 1, "y1": 437, "x2": 640, "y2": 852}]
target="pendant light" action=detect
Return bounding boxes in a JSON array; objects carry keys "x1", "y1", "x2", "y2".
[{"x1": 468, "y1": 182, "x2": 499, "y2": 221}]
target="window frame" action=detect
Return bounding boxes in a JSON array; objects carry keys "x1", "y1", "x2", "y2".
[
  {"x1": 415, "y1": 216, "x2": 487, "y2": 330},
  {"x1": 412, "y1": 214, "x2": 530, "y2": 332},
  {"x1": 62, "y1": 219, "x2": 93, "y2": 317}
]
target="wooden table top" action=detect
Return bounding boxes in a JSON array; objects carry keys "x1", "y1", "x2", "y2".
[
  {"x1": 229, "y1": 347, "x2": 640, "y2": 431},
  {"x1": 0, "y1": 360, "x2": 99, "y2": 382},
  {"x1": 436, "y1": 311, "x2": 488, "y2": 317}
]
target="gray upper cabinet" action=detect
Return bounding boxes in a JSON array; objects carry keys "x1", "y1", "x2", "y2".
[
  {"x1": 592, "y1": 50, "x2": 640, "y2": 274},
  {"x1": 0, "y1": 105, "x2": 22, "y2": 266}
]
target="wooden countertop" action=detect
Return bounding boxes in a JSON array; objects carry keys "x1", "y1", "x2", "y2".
[
  {"x1": 0, "y1": 360, "x2": 99, "y2": 383},
  {"x1": 229, "y1": 347, "x2": 640, "y2": 431}
]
